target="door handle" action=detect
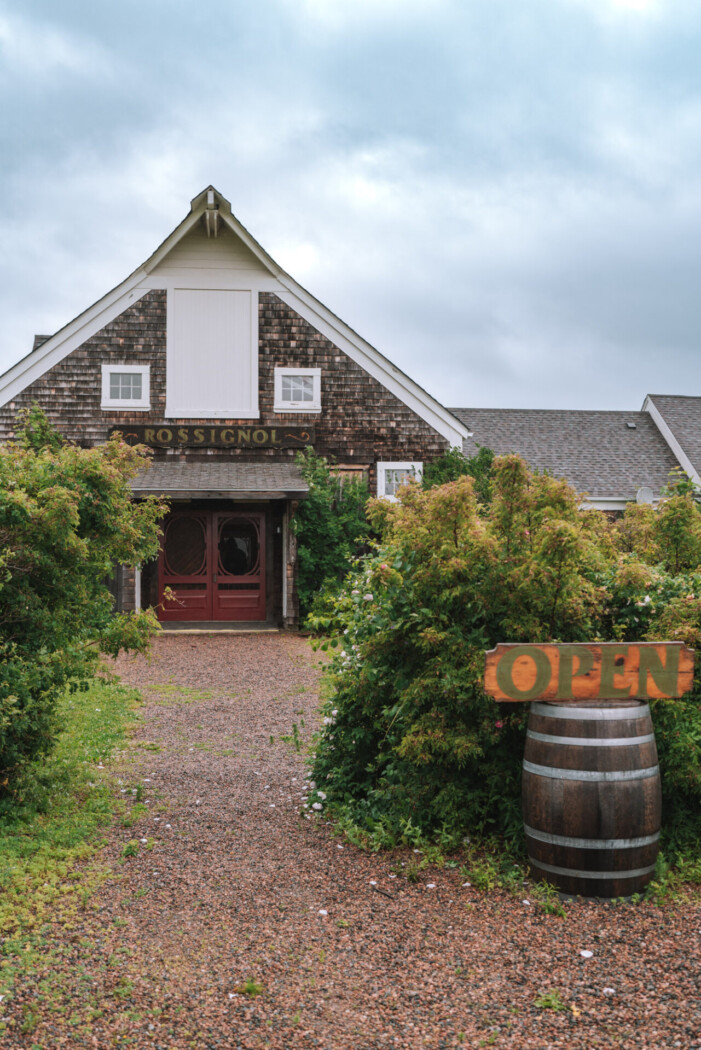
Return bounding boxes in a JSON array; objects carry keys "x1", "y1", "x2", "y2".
[{"x1": 213, "y1": 573, "x2": 218, "y2": 583}]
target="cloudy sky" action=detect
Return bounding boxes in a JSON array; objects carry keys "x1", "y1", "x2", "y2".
[{"x1": 1, "y1": 0, "x2": 700, "y2": 409}]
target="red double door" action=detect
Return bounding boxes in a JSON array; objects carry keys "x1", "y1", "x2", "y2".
[{"x1": 159, "y1": 510, "x2": 266, "y2": 621}]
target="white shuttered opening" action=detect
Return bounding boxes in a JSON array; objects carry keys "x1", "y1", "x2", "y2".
[{"x1": 165, "y1": 288, "x2": 258, "y2": 418}]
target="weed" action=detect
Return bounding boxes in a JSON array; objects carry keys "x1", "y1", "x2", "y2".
[
  {"x1": 236, "y1": 978, "x2": 264, "y2": 998},
  {"x1": 114, "y1": 977, "x2": 134, "y2": 1000},
  {"x1": 291, "y1": 1011, "x2": 301, "y2": 1024},
  {"x1": 121, "y1": 840, "x2": 139, "y2": 858},
  {"x1": 20, "y1": 1006, "x2": 40, "y2": 1034},
  {"x1": 120, "y1": 803, "x2": 148, "y2": 829},
  {"x1": 534, "y1": 990, "x2": 568, "y2": 1011},
  {"x1": 530, "y1": 880, "x2": 567, "y2": 918}
]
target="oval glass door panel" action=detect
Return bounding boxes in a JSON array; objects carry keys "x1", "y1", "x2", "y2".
[
  {"x1": 218, "y1": 519, "x2": 260, "y2": 577},
  {"x1": 164, "y1": 515, "x2": 207, "y2": 576},
  {"x1": 214, "y1": 512, "x2": 266, "y2": 620}
]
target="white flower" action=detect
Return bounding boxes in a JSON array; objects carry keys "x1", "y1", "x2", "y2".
[
  {"x1": 323, "y1": 717, "x2": 334, "y2": 725},
  {"x1": 363, "y1": 593, "x2": 373, "y2": 601},
  {"x1": 351, "y1": 589, "x2": 360, "y2": 596},
  {"x1": 579, "y1": 950, "x2": 593, "y2": 959},
  {"x1": 331, "y1": 709, "x2": 338, "y2": 717},
  {"x1": 312, "y1": 802, "x2": 323, "y2": 811},
  {"x1": 309, "y1": 781, "x2": 316, "y2": 789},
  {"x1": 317, "y1": 791, "x2": 326, "y2": 800},
  {"x1": 603, "y1": 987, "x2": 615, "y2": 996}
]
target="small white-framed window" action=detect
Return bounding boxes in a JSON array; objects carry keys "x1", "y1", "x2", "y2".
[
  {"x1": 274, "y1": 367, "x2": 321, "y2": 413},
  {"x1": 377, "y1": 461, "x2": 423, "y2": 501},
  {"x1": 101, "y1": 365, "x2": 150, "y2": 410}
]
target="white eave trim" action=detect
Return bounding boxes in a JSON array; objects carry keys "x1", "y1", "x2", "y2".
[
  {"x1": 275, "y1": 280, "x2": 467, "y2": 447},
  {"x1": 0, "y1": 274, "x2": 152, "y2": 407},
  {"x1": 642, "y1": 396, "x2": 700, "y2": 485},
  {"x1": 579, "y1": 497, "x2": 632, "y2": 511}
]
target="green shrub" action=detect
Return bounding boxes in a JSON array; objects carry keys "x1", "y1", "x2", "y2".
[
  {"x1": 422, "y1": 445, "x2": 494, "y2": 504},
  {"x1": 0, "y1": 407, "x2": 166, "y2": 787},
  {"x1": 308, "y1": 455, "x2": 612, "y2": 841},
  {"x1": 309, "y1": 457, "x2": 701, "y2": 865},
  {"x1": 291, "y1": 449, "x2": 370, "y2": 620}
]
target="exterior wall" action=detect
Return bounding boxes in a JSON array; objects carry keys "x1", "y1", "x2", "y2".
[
  {"x1": 0, "y1": 292, "x2": 449, "y2": 482},
  {"x1": 0, "y1": 286, "x2": 450, "y2": 627}
]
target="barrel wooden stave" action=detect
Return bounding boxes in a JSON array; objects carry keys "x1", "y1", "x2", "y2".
[{"x1": 522, "y1": 700, "x2": 661, "y2": 898}]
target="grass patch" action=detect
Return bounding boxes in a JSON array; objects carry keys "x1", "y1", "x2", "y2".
[
  {"x1": 0, "y1": 677, "x2": 142, "y2": 1002},
  {"x1": 142, "y1": 683, "x2": 213, "y2": 705}
]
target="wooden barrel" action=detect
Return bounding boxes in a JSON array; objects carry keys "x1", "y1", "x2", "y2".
[{"x1": 522, "y1": 699, "x2": 661, "y2": 899}]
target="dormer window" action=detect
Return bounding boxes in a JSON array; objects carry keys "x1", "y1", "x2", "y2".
[
  {"x1": 274, "y1": 367, "x2": 321, "y2": 413},
  {"x1": 101, "y1": 364, "x2": 150, "y2": 410}
]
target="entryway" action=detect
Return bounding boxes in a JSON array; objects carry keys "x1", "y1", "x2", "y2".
[{"x1": 158, "y1": 509, "x2": 266, "y2": 621}]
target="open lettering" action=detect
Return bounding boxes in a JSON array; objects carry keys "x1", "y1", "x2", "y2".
[{"x1": 484, "y1": 642, "x2": 694, "y2": 703}]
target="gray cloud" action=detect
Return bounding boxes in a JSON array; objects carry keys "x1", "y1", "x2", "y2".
[{"x1": 2, "y1": 0, "x2": 701, "y2": 410}]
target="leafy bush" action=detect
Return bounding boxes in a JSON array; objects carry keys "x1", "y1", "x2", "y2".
[
  {"x1": 308, "y1": 455, "x2": 612, "y2": 841},
  {"x1": 308, "y1": 455, "x2": 701, "y2": 864},
  {"x1": 422, "y1": 445, "x2": 494, "y2": 504},
  {"x1": 291, "y1": 449, "x2": 370, "y2": 620},
  {"x1": 0, "y1": 407, "x2": 166, "y2": 787}
]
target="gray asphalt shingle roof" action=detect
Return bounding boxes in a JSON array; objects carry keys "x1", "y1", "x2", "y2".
[
  {"x1": 448, "y1": 408, "x2": 681, "y2": 500},
  {"x1": 131, "y1": 459, "x2": 309, "y2": 499},
  {"x1": 646, "y1": 395, "x2": 701, "y2": 476}
]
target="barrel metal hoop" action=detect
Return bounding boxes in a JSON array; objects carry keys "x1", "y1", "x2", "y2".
[
  {"x1": 529, "y1": 857, "x2": 657, "y2": 881},
  {"x1": 530, "y1": 702, "x2": 650, "y2": 721},
  {"x1": 527, "y1": 730, "x2": 656, "y2": 747},
  {"x1": 524, "y1": 824, "x2": 660, "y2": 850},
  {"x1": 522, "y1": 759, "x2": 659, "y2": 782}
]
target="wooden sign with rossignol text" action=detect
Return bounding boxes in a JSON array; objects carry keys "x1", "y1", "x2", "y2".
[
  {"x1": 109, "y1": 425, "x2": 314, "y2": 449},
  {"x1": 484, "y1": 642, "x2": 695, "y2": 702}
]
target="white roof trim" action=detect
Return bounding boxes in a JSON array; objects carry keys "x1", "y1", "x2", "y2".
[
  {"x1": 579, "y1": 497, "x2": 632, "y2": 511},
  {"x1": 642, "y1": 395, "x2": 699, "y2": 485},
  {"x1": 0, "y1": 187, "x2": 467, "y2": 447}
]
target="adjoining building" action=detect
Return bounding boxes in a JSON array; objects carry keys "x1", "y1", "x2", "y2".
[{"x1": 0, "y1": 187, "x2": 698, "y2": 627}]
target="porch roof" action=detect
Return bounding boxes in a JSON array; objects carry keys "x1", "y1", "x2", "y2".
[{"x1": 130, "y1": 459, "x2": 309, "y2": 499}]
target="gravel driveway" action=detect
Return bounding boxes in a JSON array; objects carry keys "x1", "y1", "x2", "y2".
[{"x1": 9, "y1": 633, "x2": 701, "y2": 1048}]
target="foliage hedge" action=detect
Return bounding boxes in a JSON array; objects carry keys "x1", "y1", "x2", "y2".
[
  {"x1": 291, "y1": 449, "x2": 370, "y2": 619},
  {"x1": 0, "y1": 407, "x2": 166, "y2": 788},
  {"x1": 308, "y1": 453, "x2": 701, "y2": 862}
]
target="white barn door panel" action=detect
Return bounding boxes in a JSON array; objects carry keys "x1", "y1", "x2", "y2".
[{"x1": 166, "y1": 288, "x2": 258, "y2": 419}]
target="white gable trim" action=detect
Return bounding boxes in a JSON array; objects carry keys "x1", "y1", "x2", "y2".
[
  {"x1": 642, "y1": 396, "x2": 699, "y2": 485},
  {"x1": 0, "y1": 186, "x2": 468, "y2": 447},
  {"x1": 0, "y1": 275, "x2": 152, "y2": 407}
]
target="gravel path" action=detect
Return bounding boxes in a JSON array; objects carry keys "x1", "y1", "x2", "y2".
[{"x1": 6, "y1": 633, "x2": 701, "y2": 1048}]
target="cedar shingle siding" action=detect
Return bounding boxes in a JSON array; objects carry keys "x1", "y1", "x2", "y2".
[{"x1": 0, "y1": 291, "x2": 449, "y2": 486}]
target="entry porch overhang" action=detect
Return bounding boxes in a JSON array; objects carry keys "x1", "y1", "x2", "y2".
[{"x1": 130, "y1": 460, "x2": 309, "y2": 500}]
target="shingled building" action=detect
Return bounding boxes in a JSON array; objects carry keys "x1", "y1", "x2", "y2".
[
  {"x1": 0, "y1": 187, "x2": 698, "y2": 626},
  {"x1": 0, "y1": 187, "x2": 466, "y2": 627}
]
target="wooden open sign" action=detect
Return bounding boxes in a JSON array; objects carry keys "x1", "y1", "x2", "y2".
[{"x1": 484, "y1": 642, "x2": 694, "y2": 703}]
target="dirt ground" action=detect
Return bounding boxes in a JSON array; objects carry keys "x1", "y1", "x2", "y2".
[{"x1": 4, "y1": 633, "x2": 700, "y2": 1049}]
